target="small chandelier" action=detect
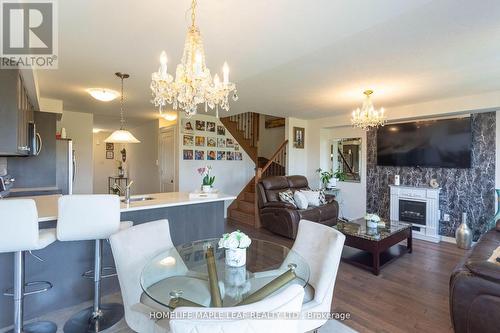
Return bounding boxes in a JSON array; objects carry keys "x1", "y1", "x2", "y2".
[
  {"x1": 105, "y1": 73, "x2": 140, "y2": 144},
  {"x1": 150, "y1": 0, "x2": 238, "y2": 118},
  {"x1": 351, "y1": 90, "x2": 386, "y2": 130}
]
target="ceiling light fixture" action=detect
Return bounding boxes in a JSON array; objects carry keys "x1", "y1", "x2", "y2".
[
  {"x1": 105, "y1": 73, "x2": 141, "y2": 144},
  {"x1": 351, "y1": 90, "x2": 386, "y2": 130},
  {"x1": 86, "y1": 88, "x2": 120, "y2": 102},
  {"x1": 162, "y1": 112, "x2": 178, "y2": 121},
  {"x1": 150, "y1": 0, "x2": 238, "y2": 118}
]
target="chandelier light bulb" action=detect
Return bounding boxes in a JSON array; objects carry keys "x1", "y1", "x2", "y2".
[
  {"x1": 213, "y1": 74, "x2": 220, "y2": 87},
  {"x1": 160, "y1": 51, "x2": 167, "y2": 65}
]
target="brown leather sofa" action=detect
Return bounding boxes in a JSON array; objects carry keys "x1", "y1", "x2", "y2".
[
  {"x1": 256, "y1": 175, "x2": 339, "y2": 239},
  {"x1": 449, "y1": 228, "x2": 500, "y2": 333}
]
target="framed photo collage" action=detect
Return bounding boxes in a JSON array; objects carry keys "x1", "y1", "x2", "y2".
[{"x1": 182, "y1": 119, "x2": 243, "y2": 161}]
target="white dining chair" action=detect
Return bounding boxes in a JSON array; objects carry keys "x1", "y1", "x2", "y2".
[
  {"x1": 170, "y1": 283, "x2": 305, "y2": 333},
  {"x1": 293, "y1": 219, "x2": 346, "y2": 332},
  {"x1": 110, "y1": 219, "x2": 185, "y2": 333}
]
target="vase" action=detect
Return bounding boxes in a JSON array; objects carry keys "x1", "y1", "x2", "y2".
[
  {"x1": 456, "y1": 212, "x2": 472, "y2": 250},
  {"x1": 327, "y1": 178, "x2": 337, "y2": 189},
  {"x1": 225, "y1": 248, "x2": 246, "y2": 267},
  {"x1": 366, "y1": 220, "x2": 378, "y2": 228},
  {"x1": 201, "y1": 185, "x2": 212, "y2": 193},
  {"x1": 489, "y1": 189, "x2": 500, "y2": 230}
]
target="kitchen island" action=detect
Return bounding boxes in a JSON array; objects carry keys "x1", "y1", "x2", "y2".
[{"x1": 0, "y1": 192, "x2": 236, "y2": 329}]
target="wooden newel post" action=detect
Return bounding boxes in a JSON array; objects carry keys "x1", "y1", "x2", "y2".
[{"x1": 255, "y1": 168, "x2": 262, "y2": 229}]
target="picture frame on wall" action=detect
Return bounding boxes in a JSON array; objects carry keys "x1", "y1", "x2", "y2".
[
  {"x1": 207, "y1": 150, "x2": 216, "y2": 160},
  {"x1": 217, "y1": 125, "x2": 225, "y2": 136},
  {"x1": 207, "y1": 137, "x2": 217, "y2": 147},
  {"x1": 105, "y1": 143, "x2": 114, "y2": 151},
  {"x1": 217, "y1": 138, "x2": 225, "y2": 148},
  {"x1": 207, "y1": 121, "x2": 216, "y2": 132},
  {"x1": 106, "y1": 150, "x2": 114, "y2": 159},
  {"x1": 235, "y1": 152, "x2": 243, "y2": 160},
  {"x1": 226, "y1": 138, "x2": 234, "y2": 148},
  {"x1": 183, "y1": 135, "x2": 194, "y2": 146},
  {"x1": 234, "y1": 144, "x2": 240, "y2": 151},
  {"x1": 183, "y1": 150, "x2": 193, "y2": 160},
  {"x1": 217, "y1": 151, "x2": 226, "y2": 160},
  {"x1": 195, "y1": 136, "x2": 205, "y2": 147},
  {"x1": 195, "y1": 150, "x2": 205, "y2": 160},
  {"x1": 182, "y1": 119, "x2": 194, "y2": 133},
  {"x1": 293, "y1": 127, "x2": 305, "y2": 149},
  {"x1": 195, "y1": 120, "x2": 206, "y2": 131}
]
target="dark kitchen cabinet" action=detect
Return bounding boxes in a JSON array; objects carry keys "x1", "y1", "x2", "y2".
[{"x1": 0, "y1": 69, "x2": 35, "y2": 156}]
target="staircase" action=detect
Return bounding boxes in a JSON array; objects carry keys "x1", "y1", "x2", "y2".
[{"x1": 222, "y1": 112, "x2": 288, "y2": 227}]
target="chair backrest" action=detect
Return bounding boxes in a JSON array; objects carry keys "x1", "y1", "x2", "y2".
[
  {"x1": 57, "y1": 195, "x2": 120, "y2": 241},
  {"x1": 0, "y1": 199, "x2": 39, "y2": 253},
  {"x1": 109, "y1": 219, "x2": 181, "y2": 327},
  {"x1": 292, "y1": 220, "x2": 345, "y2": 311},
  {"x1": 170, "y1": 284, "x2": 305, "y2": 333}
]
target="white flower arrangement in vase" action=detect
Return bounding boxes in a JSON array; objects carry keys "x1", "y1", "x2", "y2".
[
  {"x1": 218, "y1": 230, "x2": 252, "y2": 267},
  {"x1": 365, "y1": 213, "x2": 381, "y2": 229}
]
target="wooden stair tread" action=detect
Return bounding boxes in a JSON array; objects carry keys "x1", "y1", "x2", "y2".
[
  {"x1": 243, "y1": 192, "x2": 255, "y2": 202},
  {"x1": 237, "y1": 200, "x2": 254, "y2": 213},
  {"x1": 229, "y1": 208, "x2": 255, "y2": 226}
]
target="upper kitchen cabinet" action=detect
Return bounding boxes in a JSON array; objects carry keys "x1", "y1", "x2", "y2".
[{"x1": 0, "y1": 69, "x2": 36, "y2": 156}]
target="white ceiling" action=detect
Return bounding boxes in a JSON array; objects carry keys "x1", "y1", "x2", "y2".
[{"x1": 37, "y1": 0, "x2": 500, "y2": 129}]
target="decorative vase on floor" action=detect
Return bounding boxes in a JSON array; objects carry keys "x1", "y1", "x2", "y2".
[
  {"x1": 456, "y1": 212, "x2": 472, "y2": 250},
  {"x1": 225, "y1": 248, "x2": 246, "y2": 267},
  {"x1": 489, "y1": 189, "x2": 500, "y2": 230}
]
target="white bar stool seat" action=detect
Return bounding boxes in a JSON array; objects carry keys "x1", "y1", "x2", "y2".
[
  {"x1": 57, "y1": 194, "x2": 133, "y2": 333},
  {"x1": 0, "y1": 199, "x2": 57, "y2": 333}
]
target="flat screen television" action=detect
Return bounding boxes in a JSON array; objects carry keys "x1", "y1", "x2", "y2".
[{"x1": 377, "y1": 117, "x2": 472, "y2": 168}]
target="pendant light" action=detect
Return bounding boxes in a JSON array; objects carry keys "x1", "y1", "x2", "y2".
[{"x1": 105, "y1": 72, "x2": 140, "y2": 143}]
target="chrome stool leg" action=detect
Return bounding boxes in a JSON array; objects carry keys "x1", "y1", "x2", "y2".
[
  {"x1": 63, "y1": 240, "x2": 124, "y2": 333},
  {"x1": 6, "y1": 251, "x2": 57, "y2": 333}
]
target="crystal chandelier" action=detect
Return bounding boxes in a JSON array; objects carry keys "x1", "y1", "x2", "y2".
[
  {"x1": 351, "y1": 90, "x2": 386, "y2": 130},
  {"x1": 150, "y1": 0, "x2": 238, "y2": 118}
]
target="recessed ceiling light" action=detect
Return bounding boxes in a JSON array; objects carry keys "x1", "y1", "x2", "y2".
[{"x1": 86, "y1": 88, "x2": 120, "y2": 102}]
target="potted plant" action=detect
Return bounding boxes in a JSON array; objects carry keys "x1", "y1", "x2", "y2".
[
  {"x1": 316, "y1": 168, "x2": 336, "y2": 189},
  {"x1": 334, "y1": 168, "x2": 347, "y2": 182},
  {"x1": 198, "y1": 165, "x2": 215, "y2": 192},
  {"x1": 365, "y1": 213, "x2": 381, "y2": 228},
  {"x1": 218, "y1": 230, "x2": 252, "y2": 267}
]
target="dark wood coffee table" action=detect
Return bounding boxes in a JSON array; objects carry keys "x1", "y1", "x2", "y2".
[{"x1": 334, "y1": 218, "x2": 412, "y2": 275}]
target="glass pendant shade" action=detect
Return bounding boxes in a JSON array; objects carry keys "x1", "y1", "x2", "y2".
[{"x1": 104, "y1": 130, "x2": 140, "y2": 144}]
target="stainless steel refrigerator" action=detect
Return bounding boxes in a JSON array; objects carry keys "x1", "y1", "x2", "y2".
[{"x1": 56, "y1": 139, "x2": 75, "y2": 195}]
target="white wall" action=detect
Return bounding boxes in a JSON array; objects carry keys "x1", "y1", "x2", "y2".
[
  {"x1": 92, "y1": 131, "x2": 121, "y2": 194},
  {"x1": 285, "y1": 117, "x2": 309, "y2": 176},
  {"x1": 177, "y1": 114, "x2": 254, "y2": 206},
  {"x1": 58, "y1": 110, "x2": 93, "y2": 194},
  {"x1": 258, "y1": 116, "x2": 285, "y2": 159}
]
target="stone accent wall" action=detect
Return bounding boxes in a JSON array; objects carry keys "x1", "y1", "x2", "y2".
[{"x1": 366, "y1": 112, "x2": 495, "y2": 240}]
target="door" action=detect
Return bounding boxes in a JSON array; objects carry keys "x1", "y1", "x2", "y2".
[{"x1": 159, "y1": 127, "x2": 176, "y2": 192}]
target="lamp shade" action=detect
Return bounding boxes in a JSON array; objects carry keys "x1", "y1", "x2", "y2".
[{"x1": 104, "y1": 130, "x2": 140, "y2": 143}]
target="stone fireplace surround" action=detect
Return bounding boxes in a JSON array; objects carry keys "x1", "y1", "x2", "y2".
[{"x1": 390, "y1": 185, "x2": 441, "y2": 243}]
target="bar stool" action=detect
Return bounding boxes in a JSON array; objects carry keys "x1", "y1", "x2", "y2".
[
  {"x1": 57, "y1": 195, "x2": 133, "y2": 333},
  {"x1": 0, "y1": 199, "x2": 57, "y2": 333}
]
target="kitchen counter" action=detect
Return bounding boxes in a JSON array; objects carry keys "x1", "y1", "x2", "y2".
[
  {"x1": 7, "y1": 192, "x2": 236, "y2": 222},
  {"x1": 0, "y1": 191, "x2": 236, "y2": 328}
]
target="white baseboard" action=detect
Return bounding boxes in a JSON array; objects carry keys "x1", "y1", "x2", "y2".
[
  {"x1": 413, "y1": 232, "x2": 441, "y2": 243},
  {"x1": 440, "y1": 236, "x2": 456, "y2": 244}
]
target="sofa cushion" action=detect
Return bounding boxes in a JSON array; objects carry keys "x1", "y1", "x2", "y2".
[
  {"x1": 279, "y1": 190, "x2": 296, "y2": 208},
  {"x1": 298, "y1": 207, "x2": 321, "y2": 221},
  {"x1": 287, "y1": 175, "x2": 309, "y2": 189},
  {"x1": 317, "y1": 202, "x2": 338, "y2": 221},
  {"x1": 300, "y1": 190, "x2": 321, "y2": 207},
  {"x1": 294, "y1": 191, "x2": 309, "y2": 209}
]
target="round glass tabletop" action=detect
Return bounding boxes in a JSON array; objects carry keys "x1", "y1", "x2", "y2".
[{"x1": 140, "y1": 238, "x2": 310, "y2": 309}]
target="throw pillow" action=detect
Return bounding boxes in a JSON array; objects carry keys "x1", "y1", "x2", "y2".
[
  {"x1": 318, "y1": 189, "x2": 327, "y2": 205},
  {"x1": 293, "y1": 191, "x2": 308, "y2": 210},
  {"x1": 278, "y1": 189, "x2": 296, "y2": 208},
  {"x1": 300, "y1": 190, "x2": 321, "y2": 207}
]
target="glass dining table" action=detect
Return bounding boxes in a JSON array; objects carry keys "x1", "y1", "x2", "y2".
[{"x1": 141, "y1": 238, "x2": 310, "y2": 309}]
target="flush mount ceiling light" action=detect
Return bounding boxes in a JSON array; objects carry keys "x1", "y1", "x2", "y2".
[
  {"x1": 105, "y1": 72, "x2": 140, "y2": 144},
  {"x1": 161, "y1": 112, "x2": 178, "y2": 121},
  {"x1": 351, "y1": 90, "x2": 387, "y2": 130},
  {"x1": 86, "y1": 88, "x2": 120, "y2": 102},
  {"x1": 150, "y1": 0, "x2": 238, "y2": 118}
]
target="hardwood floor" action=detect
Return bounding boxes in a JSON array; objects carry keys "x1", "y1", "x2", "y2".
[{"x1": 227, "y1": 221, "x2": 466, "y2": 333}]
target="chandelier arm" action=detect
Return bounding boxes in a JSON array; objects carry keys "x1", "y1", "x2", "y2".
[{"x1": 191, "y1": 0, "x2": 197, "y2": 28}]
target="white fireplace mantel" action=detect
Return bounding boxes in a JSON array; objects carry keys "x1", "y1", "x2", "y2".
[{"x1": 389, "y1": 185, "x2": 441, "y2": 243}]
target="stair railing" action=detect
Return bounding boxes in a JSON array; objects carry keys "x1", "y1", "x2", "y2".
[
  {"x1": 256, "y1": 139, "x2": 288, "y2": 180},
  {"x1": 228, "y1": 112, "x2": 259, "y2": 148}
]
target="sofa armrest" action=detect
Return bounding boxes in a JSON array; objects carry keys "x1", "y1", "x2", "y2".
[
  {"x1": 325, "y1": 194, "x2": 336, "y2": 203},
  {"x1": 263, "y1": 201, "x2": 297, "y2": 209}
]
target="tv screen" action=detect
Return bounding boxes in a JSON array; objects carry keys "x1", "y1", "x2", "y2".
[{"x1": 377, "y1": 118, "x2": 472, "y2": 168}]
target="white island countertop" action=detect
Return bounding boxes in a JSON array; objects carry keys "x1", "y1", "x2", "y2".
[{"x1": 6, "y1": 192, "x2": 236, "y2": 222}]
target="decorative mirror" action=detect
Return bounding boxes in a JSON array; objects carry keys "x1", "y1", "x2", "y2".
[{"x1": 331, "y1": 138, "x2": 362, "y2": 182}]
